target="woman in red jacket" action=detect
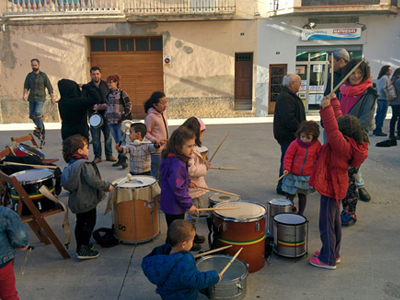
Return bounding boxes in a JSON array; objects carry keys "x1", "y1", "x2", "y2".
[
  {"x1": 282, "y1": 120, "x2": 321, "y2": 215},
  {"x1": 308, "y1": 94, "x2": 369, "y2": 270}
]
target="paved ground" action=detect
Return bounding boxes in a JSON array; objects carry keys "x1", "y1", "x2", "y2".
[{"x1": 1, "y1": 119, "x2": 399, "y2": 300}]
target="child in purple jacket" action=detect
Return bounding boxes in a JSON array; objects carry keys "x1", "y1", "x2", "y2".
[{"x1": 160, "y1": 127, "x2": 200, "y2": 250}]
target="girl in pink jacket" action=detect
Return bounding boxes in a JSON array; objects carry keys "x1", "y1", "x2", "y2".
[
  {"x1": 282, "y1": 120, "x2": 321, "y2": 215},
  {"x1": 181, "y1": 117, "x2": 210, "y2": 245}
]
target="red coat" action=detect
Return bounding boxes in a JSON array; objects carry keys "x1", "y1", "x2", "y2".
[
  {"x1": 283, "y1": 139, "x2": 321, "y2": 176},
  {"x1": 309, "y1": 98, "x2": 368, "y2": 203}
]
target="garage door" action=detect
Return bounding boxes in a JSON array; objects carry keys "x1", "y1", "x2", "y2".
[{"x1": 90, "y1": 37, "x2": 164, "y2": 119}]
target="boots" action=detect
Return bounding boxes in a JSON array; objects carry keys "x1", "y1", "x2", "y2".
[
  {"x1": 112, "y1": 155, "x2": 123, "y2": 167},
  {"x1": 121, "y1": 156, "x2": 128, "y2": 170}
]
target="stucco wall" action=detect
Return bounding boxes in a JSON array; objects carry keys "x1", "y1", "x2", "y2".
[{"x1": 0, "y1": 19, "x2": 257, "y2": 123}]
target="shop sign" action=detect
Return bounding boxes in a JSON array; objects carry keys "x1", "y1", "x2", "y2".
[{"x1": 301, "y1": 28, "x2": 361, "y2": 41}]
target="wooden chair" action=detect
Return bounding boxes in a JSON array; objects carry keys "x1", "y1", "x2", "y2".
[
  {"x1": 11, "y1": 134, "x2": 59, "y2": 164},
  {"x1": 0, "y1": 170, "x2": 70, "y2": 259}
]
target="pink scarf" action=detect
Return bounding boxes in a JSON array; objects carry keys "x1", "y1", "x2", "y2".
[{"x1": 340, "y1": 79, "x2": 372, "y2": 115}]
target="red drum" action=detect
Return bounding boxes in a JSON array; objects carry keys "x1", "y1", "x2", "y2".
[
  {"x1": 15, "y1": 143, "x2": 45, "y2": 160},
  {"x1": 213, "y1": 200, "x2": 266, "y2": 273}
]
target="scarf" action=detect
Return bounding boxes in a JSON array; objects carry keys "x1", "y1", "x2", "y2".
[
  {"x1": 296, "y1": 138, "x2": 317, "y2": 148},
  {"x1": 69, "y1": 153, "x2": 88, "y2": 162},
  {"x1": 340, "y1": 79, "x2": 372, "y2": 115}
]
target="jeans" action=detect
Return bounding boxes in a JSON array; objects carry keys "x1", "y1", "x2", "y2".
[
  {"x1": 186, "y1": 197, "x2": 201, "y2": 225},
  {"x1": 277, "y1": 143, "x2": 290, "y2": 191},
  {"x1": 373, "y1": 99, "x2": 388, "y2": 134},
  {"x1": 389, "y1": 105, "x2": 400, "y2": 138},
  {"x1": 29, "y1": 100, "x2": 44, "y2": 130},
  {"x1": 90, "y1": 121, "x2": 113, "y2": 159},
  {"x1": 109, "y1": 123, "x2": 126, "y2": 157},
  {"x1": 151, "y1": 154, "x2": 161, "y2": 181},
  {"x1": 355, "y1": 167, "x2": 364, "y2": 189}
]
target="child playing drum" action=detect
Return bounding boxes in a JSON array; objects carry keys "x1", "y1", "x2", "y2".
[
  {"x1": 308, "y1": 94, "x2": 369, "y2": 270},
  {"x1": 116, "y1": 123, "x2": 160, "y2": 176},
  {"x1": 181, "y1": 117, "x2": 210, "y2": 245},
  {"x1": 159, "y1": 127, "x2": 201, "y2": 251},
  {"x1": 142, "y1": 219, "x2": 221, "y2": 300},
  {"x1": 281, "y1": 120, "x2": 321, "y2": 215},
  {"x1": 61, "y1": 134, "x2": 113, "y2": 260}
]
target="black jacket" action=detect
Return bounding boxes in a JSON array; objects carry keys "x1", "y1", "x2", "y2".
[
  {"x1": 58, "y1": 79, "x2": 100, "y2": 141},
  {"x1": 273, "y1": 86, "x2": 306, "y2": 145},
  {"x1": 87, "y1": 80, "x2": 109, "y2": 117}
]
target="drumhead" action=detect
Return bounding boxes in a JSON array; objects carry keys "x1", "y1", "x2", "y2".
[
  {"x1": 274, "y1": 213, "x2": 307, "y2": 225},
  {"x1": 209, "y1": 193, "x2": 240, "y2": 203},
  {"x1": 214, "y1": 200, "x2": 266, "y2": 222},
  {"x1": 18, "y1": 143, "x2": 45, "y2": 160},
  {"x1": 268, "y1": 198, "x2": 293, "y2": 207},
  {"x1": 12, "y1": 169, "x2": 53, "y2": 184},
  {"x1": 115, "y1": 175, "x2": 157, "y2": 189},
  {"x1": 89, "y1": 114, "x2": 102, "y2": 127},
  {"x1": 196, "y1": 146, "x2": 208, "y2": 153},
  {"x1": 196, "y1": 255, "x2": 247, "y2": 282}
]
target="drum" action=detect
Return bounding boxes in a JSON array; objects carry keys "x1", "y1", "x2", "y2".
[
  {"x1": 267, "y1": 198, "x2": 293, "y2": 237},
  {"x1": 89, "y1": 113, "x2": 103, "y2": 129},
  {"x1": 9, "y1": 169, "x2": 56, "y2": 215},
  {"x1": 15, "y1": 143, "x2": 45, "y2": 160},
  {"x1": 213, "y1": 201, "x2": 266, "y2": 273},
  {"x1": 209, "y1": 193, "x2": 240, "y2": 208},
  {"x1": 196, "y1": 255, "x2": 248, "y2": 300},
  {"x1": 113, "y1": 175, "x2": 160, "y2": 244},
  {"x1": 273, "y1": 213, "x2": 308, "y2": 258},
  {"x1": 196, "y1": 146, "x2": 208, "y2": 163}
]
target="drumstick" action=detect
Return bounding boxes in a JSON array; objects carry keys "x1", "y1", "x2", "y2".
[
  {"x1": 210, "y1": 167, "x2": 241, "y2": 171},
  {"x1": 220, "y1": 247, "x2": 243, "y2": 276},
  {"x1": 274, "y1": 173, "x2": 286, "y2": 183},
  {"x1": 196, "y1": 185, "x2": 239, "y2": 197},
  {"x1": 193, "y1": 245, "x2": 233, "y2": 259},
  {"x1": 197, "y1": 207, "x2": 239, "y2": 212},
  {"x1": 209, "y1": 132, "x2": 230, "y2": 163},
  {"x1": 329, "y1": 58, "x2": 365, "y2": 97},
  {"x1": 2, "y1": 161, "x2": 58, "y2": 169},
  {"x1": 331, "y1": 53, "x2": 334, "y2": 94}
]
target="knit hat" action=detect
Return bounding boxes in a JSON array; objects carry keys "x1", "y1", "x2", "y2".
[{"x1": 196, "y1": 117, "x2": 206, "y2": 131}]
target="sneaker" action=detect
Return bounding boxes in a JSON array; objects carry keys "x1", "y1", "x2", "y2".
[
  {"x1": 93, "y1": 157, "x2": 102, "y2": 164},
  {"x1": 194, "y1": 234, "x2": 205, "y2": 244},
  {"x1": 76, "y1": 246, "x2": 99, "y2": 260},
  {"x1": 106, "y1": 155, "x2": 117, "y2": 162},
  {"x1": 309, "y1": 257, "x2": 336, "y2": 270},
  {"x1": 358, "y1": 187, "x2": 371, "y2": 202},
  {"x1": 190, "y1": 243, "x2": 202, "y2": 252},
  {"x1": 314, "y1": 251, "x2": 340, "y2": 263},
  {"x1": 341, "y1": 212, "x2": 357, "y2": 227},
  {"x1": 373, "y1": 132, "x2": 388, "y2": 136}
]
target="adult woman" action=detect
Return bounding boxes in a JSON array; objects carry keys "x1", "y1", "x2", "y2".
[
  {"x1": 339, "y1": 59, "x2": 378, "y2": 226},
  {"x1": 389, "y1": 68, "x2": 400, "y2": 140},
  {"x1": 105, "y1": 74, "x2": 132, "y2": 170},
  {"x1": 144, "y1": 91, "x2": 168, "y2": 181},
  {"x1": 373, "y1": 65, "x2": 392, "y2": 136}
]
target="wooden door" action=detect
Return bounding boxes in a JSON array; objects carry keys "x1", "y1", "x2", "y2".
[
  {"x1": 268, "y1": 64, "x2": 287, "y2": 114},
  {"x1": 235, "y1": 53, "x2": 253, "y2": 111}
]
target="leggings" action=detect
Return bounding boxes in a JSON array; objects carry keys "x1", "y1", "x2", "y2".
[
  {"x1": 342, "y1": 167, "x2": 359, "y2": 215},
  {"x1": 75, "y1": 208, "x2": 97, "y2": 251},
  {"x1": 286, "y1": 193, "x2": 307, "y2": 215},
  {"x1": 0, "y1": 261, "x2": 19, "y2": 300}
]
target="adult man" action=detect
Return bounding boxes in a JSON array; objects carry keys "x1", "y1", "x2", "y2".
[
  {"x1": 273, "y1": 73, "x2": 305, "y2": 195},
  {"x1": 23, "y1": 59, "x2": 55, "y2": 148},
  {"x1": 324, "y1": 48, "x2": 350, "y2": 99},
  {"x1": 87, "y1": 67, "x2": 117, "y2": 163}
]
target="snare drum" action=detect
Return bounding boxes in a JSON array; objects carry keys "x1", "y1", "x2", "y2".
[
  {"x1": 196, "y1": 146, "x2": 208, "y2": 163},
  {"x1": 15, "y1": 143, "x2": 45, "y2": 160},
  {"x1": 196, "y1": 254, "x2": 248, "y2": 300},
  {"x1": 89, "y1": 113, "x2": 103, "y2": 129},
  {"x1": 273, "y1": 213, "x2": 308, "y2": 258},
  {"x1": 267, "y1": 198, "x2": 293, "y2": 237},
  {"x1": 9, "y1": 169, "x2": 56, "y2": 215},
  {"x1": 209, "y1": 193, "x2": 240, "y2": 207},
  {"x1": 213, "y1": 201, "x2": 266, "y2": 273},
  {"x1": 112, "y1": 175, "x2": 160, "y2": 243}
]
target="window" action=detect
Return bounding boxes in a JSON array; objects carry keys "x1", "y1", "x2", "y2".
[
  {"x1": 106, "y1": 39, "x2": 119, "y2": 52},
  {"x1": 90, "y1": 37, "x2": 163, "y2": 52},
  {"x1": 91, "y1": 39, "x2": 104, "y2": 52}
]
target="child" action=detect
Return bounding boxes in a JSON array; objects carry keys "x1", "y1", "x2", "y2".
[
  {"x1": 116, "y1": 123, "x2": 160, "y2": 176},
  {"x1": 141, "y1": 219, "x2": 221, "y2": 300},
  {"x1": 0, "y1": 206, "x2": 29, "y2": 300},
  {"x1": 61, "y1": 134, "x2": 113, "y2": 259},
  {"x1": 181, "y1": 117, "x2": 210, "y2": 244},
  {"x1": 281, "y1": 120, "x2": 321, "y2": 215},
  {"x1": 159, "y1": 126, "x2": 200, "y2": 251},
  {"x1": 308, "y1": 94, "x2": 369, "y2": 270}
]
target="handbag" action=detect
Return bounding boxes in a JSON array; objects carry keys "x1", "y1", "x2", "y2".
[{"x1": 385, "y1": 82, "x2": 397, "y2": 101}]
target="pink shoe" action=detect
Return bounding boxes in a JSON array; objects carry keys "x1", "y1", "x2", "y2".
[
  {"x1": 309, "y1": 257, "x2": 336, "y2": 270},
  {"x1": 314, "y1": 251, "x2": 341, "y2": 263}
]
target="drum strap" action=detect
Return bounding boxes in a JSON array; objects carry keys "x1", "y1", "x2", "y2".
[{"x1": 39, "y1": 186, "x2": 71, "y2": 249}]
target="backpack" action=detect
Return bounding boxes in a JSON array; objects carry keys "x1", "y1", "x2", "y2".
[
  {"x1": 93, "y1": 227, "x2": 119, "y2": 247},
  {"x1": 385, "y1": 82, "x2": 397, "y2": 101}
]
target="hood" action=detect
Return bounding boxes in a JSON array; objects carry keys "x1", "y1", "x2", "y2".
[
  {"x1": 347, "y1": 138, "x2": 368, "y2": 168},
  {"x1": 141, "y1": 244, "x2": 187, "y2": 285},
  {"x1": 60, "y1": 159, "x2": 86, "y2": 191},
  {"x1": 58, "y1": 79, "x2": 81, "y2": 99},
  {"x1": 147, "y1": 107, "x2": 162, "y2": 116}
]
